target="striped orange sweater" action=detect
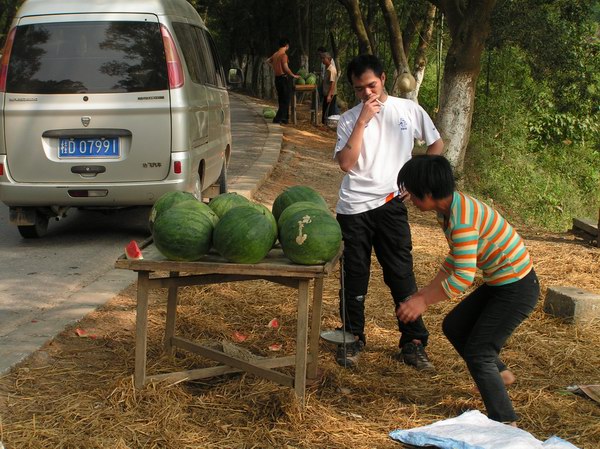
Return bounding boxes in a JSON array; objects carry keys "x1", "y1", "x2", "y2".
[{"x1": 437, "y1": 192, "x2": 533, "y2": 298}]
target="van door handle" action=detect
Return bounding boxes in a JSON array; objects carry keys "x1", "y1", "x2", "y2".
[{"x1": 220, "y1": 109, "x2": 225, "y2": 124}]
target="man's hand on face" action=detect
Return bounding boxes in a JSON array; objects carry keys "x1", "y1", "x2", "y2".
[{"x1": 359, "y1": 94, "x2": 382, "y2": 124}]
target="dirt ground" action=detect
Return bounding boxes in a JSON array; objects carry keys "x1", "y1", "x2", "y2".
[{"x1": 1, "y1": 103, "x2": 599, "y2": 449}]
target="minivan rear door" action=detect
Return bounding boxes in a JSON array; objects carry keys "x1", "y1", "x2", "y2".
[{"x1": 3, "y1": 14, "x2": 172, "y2": 184}]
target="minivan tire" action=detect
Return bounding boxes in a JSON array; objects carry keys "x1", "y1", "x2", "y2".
[
  {"x1": 217, "y1": 162, "x2": 228, "y2": 194},
  {"x1": 18, "y1": 211, "x2": 49, "y2": 239}
]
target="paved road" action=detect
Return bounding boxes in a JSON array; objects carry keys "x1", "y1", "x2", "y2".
[{"x1": 0, "y1": 93, "x2": 282, "y2": 374}]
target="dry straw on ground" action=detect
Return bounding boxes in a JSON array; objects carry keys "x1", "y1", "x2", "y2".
[{"x1": 1, "y1": 107, "x2": 599, "y2": 449}]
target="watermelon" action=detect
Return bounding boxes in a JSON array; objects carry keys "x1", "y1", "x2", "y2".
[
  {"x1": 172, "y1": 199, "x2": 219, "y2": 226},
  {"x1": 213, "y1": 205, "x2": 277, "y2": 264},
  {"x1": 263, "y1": 108, "x2": 276, "y2": 119},
  {"x1": 277, "y1": 200, "x2": 330, "y2": 229},
  {"x1": 246, "y1": 202, "x2": 278, "y2": 246},
  {"x1": 279, "y1": 207, "x2": 342, "y2": 265},
  {"x1": 272, "y1": 185, "x2": 329, "y2": 222},
  {"x1": 149, "y1": 191, "x2": 197, "y2": 232},
  {"x1": 295, "y1": 77, "x2": 306, "y2": 85},
  {"x1": 208, "y1": 192, "x2": 250, "y2": 218},
  {"x1": 305, "y1": 74, "x2": 317, "y2": 85},
  {"x1": 125, "y1": 240, "x2": 143, "y2": 260},
  {"x1": 297, "y1": 68, "x2": 309, "y2": 79},
  {"x1": 153, "y1": 207, "x2": 214, "y2": 261}
]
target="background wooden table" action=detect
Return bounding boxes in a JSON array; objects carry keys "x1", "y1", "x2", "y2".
[
  {"x1": 292, "y1": 84, "x2": 319, "y2": 126},
  {"x1": 115, "y1": 241, "x2": 341, "y2": 402}
]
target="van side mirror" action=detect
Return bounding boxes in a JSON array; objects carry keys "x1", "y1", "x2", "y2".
[{"x1": 227, "y1": 68, "x2": 243, "y2": 87}]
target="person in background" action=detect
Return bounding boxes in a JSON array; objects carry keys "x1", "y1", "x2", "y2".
[
  {"x1": 396, "y1": 154, "x2": 540, "y2": 425},
  {"x1": 267, "y1": 38, "x2": 300, "y2": 124},
  {"x1": 333, "y1": 54, "x2": 443, "y2": 369},
  {"x1": 320, "y1": 52, "x2": 337, "y2": 125},
  {"x1": 317, "y1": 46, "x2": 339, "y2": 115}
]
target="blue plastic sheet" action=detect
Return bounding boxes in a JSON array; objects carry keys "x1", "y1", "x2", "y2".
[{"x1": 389, "y1": 410, "x2": 579, "y2": 449}]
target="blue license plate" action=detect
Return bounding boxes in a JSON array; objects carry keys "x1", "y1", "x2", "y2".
[{"x1": 58, "y1": 137, "x2": 120, "y2": 158}]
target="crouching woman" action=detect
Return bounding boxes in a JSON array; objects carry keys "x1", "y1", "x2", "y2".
[{"x1": 396, "y1": 155, "x2": 540, "y2": 425}]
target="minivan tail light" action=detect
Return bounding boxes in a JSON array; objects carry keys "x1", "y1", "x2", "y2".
[
  {"x1": 0, "y1": 27, "x2": 17, "y2": 92},
  {"x1": 173, "y1": 161, "x2": 182, "y2": 174},
  {"x1": 160, "y1": 25, "x2": 184, "y2": 89},
  {"x1": 0, "y1": 163, "x2": 4, "y2": 176}
]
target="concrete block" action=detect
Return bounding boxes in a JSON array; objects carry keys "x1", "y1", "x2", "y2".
[{"x1": 544, "y1": 286, "x2": 600, "y2": 323}]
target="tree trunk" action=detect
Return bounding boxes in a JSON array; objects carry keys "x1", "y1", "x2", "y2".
[
  {"x1": 295, "y1": 0, "x2": 310, "y2": 70},
  {"x1": 337, "y1": 0, "x2": 373, "y2": 55},
  {"x1": 407, "y1": 4, "x2": 436, "y2": 102},
  {"x1": 430, "y1": 0, "x2": 497, "y2": 172},
  {"x1": 378, "y1": 0, "x2": 410, "y2": 97}
]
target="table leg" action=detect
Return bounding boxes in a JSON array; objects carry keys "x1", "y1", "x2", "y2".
[
  {"x1": 314, "y1": 90, "x2": 320, "y2": 126},
  {"x1": 294, "y1": 279, "x2": 310, "y2": 402},
  {"x1": 134, "y1": 271, "x2": 150, "y2": 388},
  {"x1": 292, "y1": 90, "x2": 297, "y2": 125},
  {"x1": 164, "y1": 271, "x2": 179, "y2": 355},
  {"x1": 307, "y1": 277, "x2": 324, "y2": 379}
]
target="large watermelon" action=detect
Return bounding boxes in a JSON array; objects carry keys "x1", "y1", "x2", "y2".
[
  {"x1": 172, "y1": 199, "x2": 219, "y2": 226},
  {"x1": 297, "y1": 68, "x2": 309, "y2": 79},
  {"x1": 279, "y1": 207, "x2": 342, "y2": 265},
  {"x1": 295, "y1": 77, "x2": 306, "y2": 85},
  {"x1": 213, "y1": 205, "x2": 277, "y2": 264},
  {"x1": 272, "y1": 186, "x2": 329, "y2": 222},
  {"x1": 246, "y1": 202, "x2": 277, "y2": 246},
  {"x1": 149, "y1": 191, "x2": 197, "y2": 232},
  {"x1": 153, "y1": 207, "x2": 214, "y2": 261},
  {"x1": 305, "y1": 74, "x2": 317, "y2": 85},
  {"x1": 277, "y1": 200, "x2": 330, "y2": 229},
  {"x1": 208, "y1": 192, "x2": 250, "y2": 218}
]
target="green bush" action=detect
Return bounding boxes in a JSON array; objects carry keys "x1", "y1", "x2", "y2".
[{"x1": 464, "y1": 48, "x2": 600, "y2": 232}]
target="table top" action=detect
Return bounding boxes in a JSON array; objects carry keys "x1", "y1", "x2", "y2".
[
  {"x1": 115, "y1": 239, "x2": 342, "y2": 278},
  {"x1": 294, "y1": 84, "x2": 318, "y2": 92}
]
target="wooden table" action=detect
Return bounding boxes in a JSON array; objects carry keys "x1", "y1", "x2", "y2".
[
  {"x1": 292, "y1": 84, "x2": 319, "y2": 126},
  {"x1": 115, "y1": 240, "x2": 341, "y2": 402}
]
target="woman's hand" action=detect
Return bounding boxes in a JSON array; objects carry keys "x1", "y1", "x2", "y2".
[{"x1": 396, "y1": 295, "x2": 428, "y2": 323}]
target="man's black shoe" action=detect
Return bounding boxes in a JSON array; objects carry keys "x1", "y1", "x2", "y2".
[
  {"x1": 399, "y1": 342, "x2": 435, "y2": 372},
  {"x1": 335, "y1": 340, "x2": 364, "y2": 369}
]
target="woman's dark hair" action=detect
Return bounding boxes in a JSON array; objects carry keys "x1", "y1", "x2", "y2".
[
  {"x1": 346, "y1": 54, "x2": 384, "y2": 85},
  {"x1": 397, "y1": 155, "x2": 455, "y2": 200},
  {"x1": 278, "y1": 38, "x2": 290, "y2": 47}
]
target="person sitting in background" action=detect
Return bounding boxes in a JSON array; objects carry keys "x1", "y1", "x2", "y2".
[{"x1": 396, "y1": 154, "x2": 540, "y2": 425}]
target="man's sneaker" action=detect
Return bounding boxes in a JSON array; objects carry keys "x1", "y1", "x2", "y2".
[
  {"x1": 335, "y1": 340, "x2": 364, "y2": 368},
  {"x1": 399, "y1": 342, "x2": 435, "y2": 372}
]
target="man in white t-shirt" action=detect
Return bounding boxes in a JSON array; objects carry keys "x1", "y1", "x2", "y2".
[{"x1": 333, "y1": 54, "x2": 444, "y2": 370}]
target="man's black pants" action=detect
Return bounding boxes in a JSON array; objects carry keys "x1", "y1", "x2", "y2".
[
  {"x1": 274, "y1": 75, "x2": 291, "y2": 124},
  {"x1": 336, "y1": 197, "x2": 429, "y2": 347}
]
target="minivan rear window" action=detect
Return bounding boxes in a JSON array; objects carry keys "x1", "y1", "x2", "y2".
[{"x1": 6, "y1": 21, "x2": 168, "y2": 94}]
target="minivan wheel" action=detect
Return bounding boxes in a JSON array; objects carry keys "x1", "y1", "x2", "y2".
[
  {"x1": 192, "y1": 172, "x2": 203, "y2": 201},
  {"x1": 218, "y1": 163, "x2": 228, "y2": 194},
  {"x1": 17, "y1": 212, "x2": 49, "y2": 239}
]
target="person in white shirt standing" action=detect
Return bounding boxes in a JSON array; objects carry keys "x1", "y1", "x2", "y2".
[
  {"x1": 320, "y1": 52, "x2": 337, "y2": 124},
  {"x1": 333, "y1": 54, "x2": 444, "y2": 369},
  {"x1": 317, "y1": 46, "x2": 339, "y2": 115}
]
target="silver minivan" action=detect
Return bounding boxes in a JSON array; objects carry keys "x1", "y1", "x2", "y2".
[{"x1": 0, "y1": 0, "x2": 231, "y2": 237}]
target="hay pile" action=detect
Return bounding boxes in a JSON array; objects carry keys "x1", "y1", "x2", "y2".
[{"x1": 1, "y1": 113, "x2": 599, "y2": 449}]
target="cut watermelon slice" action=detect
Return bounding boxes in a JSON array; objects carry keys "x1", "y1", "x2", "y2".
[{"x1": 125, "y1": 240, "x2": 143, "y2": 260}]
